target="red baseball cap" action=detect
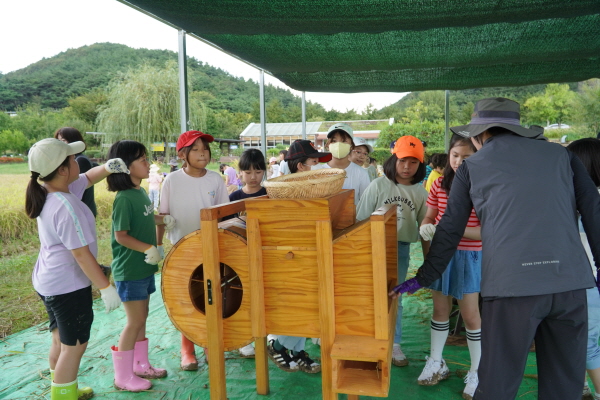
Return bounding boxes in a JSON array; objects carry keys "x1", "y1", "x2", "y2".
[{"x1": 176, "y1": 130, "x2": 214, "y2": 151}]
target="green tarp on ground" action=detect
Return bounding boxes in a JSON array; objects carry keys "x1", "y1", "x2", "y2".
[{"x1": 0, "y1": 245, "x2": 550, "y2": 399}]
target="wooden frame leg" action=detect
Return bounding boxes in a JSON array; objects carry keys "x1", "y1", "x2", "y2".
[{"x1": 255, "y1": 337, "x2": 270, "y2": 395}]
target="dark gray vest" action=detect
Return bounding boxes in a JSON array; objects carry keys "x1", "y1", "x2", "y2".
[{"x1": 466, "y1": 134, "x2": 594, "y2": 297}]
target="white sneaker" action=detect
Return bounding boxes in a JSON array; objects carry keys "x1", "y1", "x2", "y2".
[
  {"x1": 417, "y1": 356, "x2": 449, "y2": 385},
  {"x1": 267, "y1": 334, "x2": 277, "y2": 342},
  {"x1": 238, "y1": 343, "x2": 255, "y2": 358},
  {"x1": 392, "y1": 344, "x2": 409, "y2": 367},
  {"x1": 462, "y1": 370, "x2": 478, "y2": 399}
]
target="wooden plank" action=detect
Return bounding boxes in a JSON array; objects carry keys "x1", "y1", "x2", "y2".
[
  {"x1": 262, "y1": 250, "x2": 320, "y2": 336},
  {"x1": 201, "y1": 218, "x2": 227, "y2": 399},
  {"x1": 247, "y1": 218, "x2": 266, "y2": 338},
  {"x1": 254, "y1": 337, "x2": 270, "y2": 395},
  {"x1": 316, "y1": 220, "x2": 337, "y2": 400},
  {"x1": 200, "y1": 198, "x2": 252, "y2": 221},
  {"x1": 327, "y1": 190, "x2": 355, "y2": 230},
  {"x1": 369, "y1": 203, "x2": 396, "y2": 221},
  {"x1": 370, "y1": 218, "x2": 388, "y2": 341},
  {"x1": 261, "y1": 246, "x2": 317, "y2": 251},
  {"x1": 330, "y1": 335, "x2": 388, "y2": 362}
]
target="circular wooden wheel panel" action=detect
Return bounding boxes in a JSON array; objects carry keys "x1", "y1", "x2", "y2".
[{"x1": 161, "y1": 227, "x2": 252, "y2": 351}]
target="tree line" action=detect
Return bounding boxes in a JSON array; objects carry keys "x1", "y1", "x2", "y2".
[{"x1": 1, "y1": 43, "x2": 598, "y2": 156}]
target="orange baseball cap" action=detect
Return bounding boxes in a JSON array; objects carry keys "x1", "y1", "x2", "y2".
[{"x1": 392, "y1": 135, "x2": 424, "y2": 163}]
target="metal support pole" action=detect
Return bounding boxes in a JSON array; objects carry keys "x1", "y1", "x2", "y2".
[
  {"x1": 444, "y1": 90, "x2": 450, "y2": 152},
  {"x1": 178, "y1": 30, "x2": 189, "y2": 134},
  {"x1": 301, "y1": 91, "x2": 307, "y2": 140},
  {"x1": 259, "y1": 70, "x2": 267, "y2": 157}
]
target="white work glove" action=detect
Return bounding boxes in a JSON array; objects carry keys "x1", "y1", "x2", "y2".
[
  {"x1": 419, "y1": 224, "x2": 437, "y2": 241},
  {"x1": 163, "y1": 215, "x2": 176, "y2": 231},
  {"x1": 157, "y1": 245, "x2": 165, "y2": 259},
  {"x1": 99, "y1": 285, "x2": 121, "y2": 313},
  {"x1": 144, "y1": 245, "x2": 162, "y2": 265},
  {"x1": 104, "y1": 158, "x2": 130, "y2": 174}
]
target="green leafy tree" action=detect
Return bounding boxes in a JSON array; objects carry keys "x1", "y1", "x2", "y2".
[
  {"x1": 0, "y1": 129, "x2": 31, "y2": 154},
  {"x1": 66, "y1": 88, "x2": 107, "y2": 126},
  {"x1": 97, "y1": 61, "x2": 207, "y2": 159},
  {"x1": 573, "y1": 79, "x2": 600, "y2": 134},
  {"x1": 524, "y1": 83, "x2": 575, "y2": 126}
]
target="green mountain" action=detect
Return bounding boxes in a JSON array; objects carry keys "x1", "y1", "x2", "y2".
[{"x1": 0, "y1": 42, "x2": 307, "y2": 114}]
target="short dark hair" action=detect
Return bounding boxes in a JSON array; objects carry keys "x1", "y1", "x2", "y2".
[
  {"x1": 279, "y1": 149, "x2": 288, "y2": 157},
  {"x1": 106, "y1": 140, "x2": 147, "y2": 192},
  {"x1": 383, "y1": 154, "x2": 426, "y2": 185},
  {"x1": 288, "y1": 157, "x2": 309, "y2": 173},
  {"x1": 431, "y1": 153, "x2": 448, "y2": 169},
  {"x1": 54, "y1": 127, "x2": 86, "y2": 151},
  {"x1": 239, "y1": 148, "x2": 266, "y2": 171},
  {"x1": 568, "y1": 138, "x2": 600, "y2": 187}
]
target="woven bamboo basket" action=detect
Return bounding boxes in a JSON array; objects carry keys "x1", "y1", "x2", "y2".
[{"x1": 263, "y1": 168, "x2": 346, "y2": 199}]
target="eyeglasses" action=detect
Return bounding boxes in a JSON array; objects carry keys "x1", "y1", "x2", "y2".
[{"x1": 352, "y1": 150, "x2": 368, "y2": 157}]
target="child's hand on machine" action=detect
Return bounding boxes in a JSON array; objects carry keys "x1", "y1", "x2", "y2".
[
  {"x1": 100, "y1": 284, "x2": 121, "y2": 313},
  {"x1": 419, "y1": 224, "x2": 436, "y2": 241},
  {"x1": 104, "y1": 158, "x2": 130, "y2": 174},
  {"x1": 389, "y1": 277, "x2": 423, "y2": 299},
  {"x1": 162, "y1": 215, "x2": 176, "y2": 231},
  {"x1": 144, "y1": 246, "x2": 162, "y2": 265}
]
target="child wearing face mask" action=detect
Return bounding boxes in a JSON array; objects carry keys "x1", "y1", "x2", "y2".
[{"x1": 311, "y1": 123, "x2": 370, "y2": 205}]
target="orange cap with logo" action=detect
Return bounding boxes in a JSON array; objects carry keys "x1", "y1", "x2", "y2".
[{"x1": 392, "y1": 135, "x2": 424, "y2": 163}]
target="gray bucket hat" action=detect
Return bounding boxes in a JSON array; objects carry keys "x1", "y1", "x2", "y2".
[{"x1": 450, "y1": 97, "x2": 541, "y2": 139}]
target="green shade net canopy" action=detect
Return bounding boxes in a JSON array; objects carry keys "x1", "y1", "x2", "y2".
[{"x1": 119, "y1": 0, "x2": 600, "y2": 92}]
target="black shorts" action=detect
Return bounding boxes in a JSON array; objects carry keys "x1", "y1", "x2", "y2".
[{"x1": 38, "y1": 286, "x2": 94, "y2": 346}]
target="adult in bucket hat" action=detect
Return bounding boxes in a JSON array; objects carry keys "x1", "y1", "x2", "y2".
[{"x1": 391, "y1": 97, "x2": 600, "y2": 399}]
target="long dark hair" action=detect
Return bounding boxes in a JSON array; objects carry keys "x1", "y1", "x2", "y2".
[
  {"x1": 106, "y1": 140, "x2": 147, "y2": 192},
  {"x1": 567, "y1": 138, "x2": 600, "y2": 187},
  {"x1": 25, "y1": 157, "x2": 71, "y2": 218},
  {"x1": 440, "y1": 134, "x2": 477, "y2": 194},
  {"x1": 383, "y1": 154, "x2": 426, "y2": 185}
]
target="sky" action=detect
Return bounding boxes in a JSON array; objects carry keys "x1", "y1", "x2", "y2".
[{"x1": 2, "y1": 0, "x2": 408, "y2": 113}]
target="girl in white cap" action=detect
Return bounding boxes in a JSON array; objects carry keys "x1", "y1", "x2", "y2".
[{"x1": 26, "y1": 138, "x2": 125, "y2": 400}]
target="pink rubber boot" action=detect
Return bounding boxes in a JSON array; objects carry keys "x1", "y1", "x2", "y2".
[
  {"x1": 133, "y1": 338, "x2": 167, "y2": 379},
  {"x1": 111, "y1": 346, "x2": 152, "y2": 392}
]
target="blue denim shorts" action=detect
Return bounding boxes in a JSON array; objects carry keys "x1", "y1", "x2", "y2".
[
  {"x1": 428, "y1": 250, "x2": 481, "y2": 299},
  {"x1": 115, "y1": 274, "x2": 156, "y2": 302}
]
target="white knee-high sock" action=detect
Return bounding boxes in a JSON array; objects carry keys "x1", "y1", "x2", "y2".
[
  {"x1": 430, "y1": 319, "x2": 450, "y2": 362},
  {"x1": 466, "y1": 328, "x2": 481, "y2": 371}
]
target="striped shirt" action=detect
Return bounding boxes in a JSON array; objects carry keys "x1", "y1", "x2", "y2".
[{"x1": 427, "y1": 177, "x2": 482, "y2": 251}]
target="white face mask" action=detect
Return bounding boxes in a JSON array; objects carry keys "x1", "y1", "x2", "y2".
[{"x1": 329, "y1": 142, "x2": 351, "y2": 159}]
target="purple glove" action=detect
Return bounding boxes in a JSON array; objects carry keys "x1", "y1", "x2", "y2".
[{"x1": 390, "y1": 277, "x2": 423, "y2": 296}]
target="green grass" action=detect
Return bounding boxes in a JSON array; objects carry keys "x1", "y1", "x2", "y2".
[{"x1": 0, "y1": 162, "x2": 29, "y2": 174}]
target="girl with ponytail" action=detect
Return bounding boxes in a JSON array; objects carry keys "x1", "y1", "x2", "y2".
[{"x1": 26, "y1": 138, "x2": 127, "y2": 400}]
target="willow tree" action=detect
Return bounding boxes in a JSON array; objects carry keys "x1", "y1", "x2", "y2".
[{"x1": 97, "y1": 60, "x2": 207, "y2": 160}]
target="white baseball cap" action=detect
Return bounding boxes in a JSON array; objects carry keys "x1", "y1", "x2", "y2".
[
  {"x1": 352, "y1": 137, "x2": 373, "y2": 153},
  {"x1": 29, "y1": 138, "x2": 85, "y2": 178}
]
